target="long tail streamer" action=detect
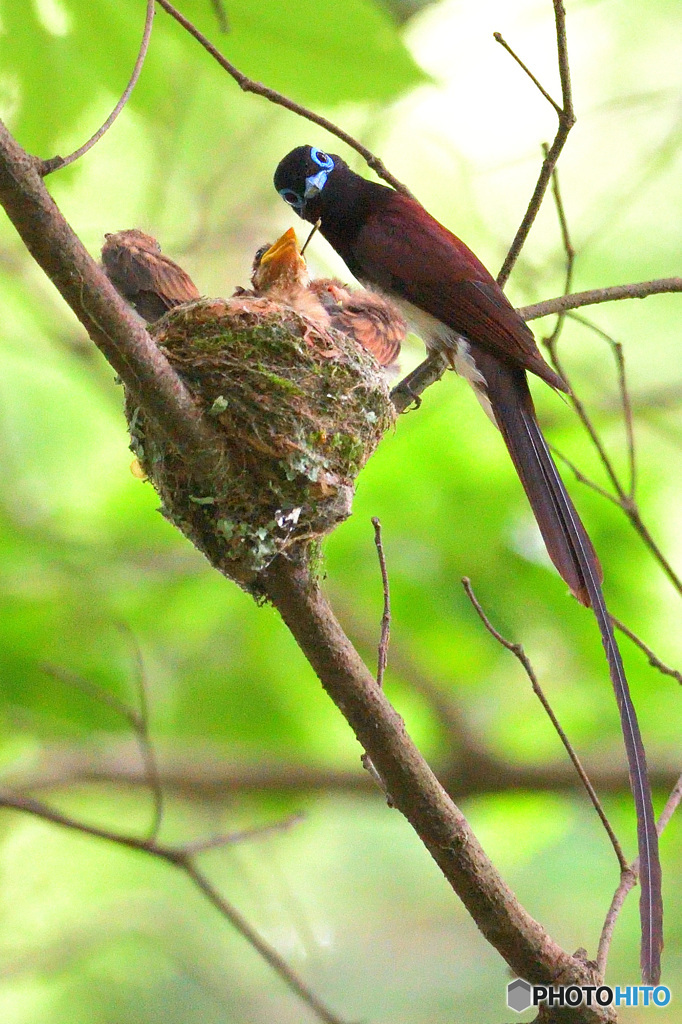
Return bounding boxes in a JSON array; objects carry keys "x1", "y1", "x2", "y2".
[{"x1": 484, "y1": 361, "x2": 662, "y2": 984}]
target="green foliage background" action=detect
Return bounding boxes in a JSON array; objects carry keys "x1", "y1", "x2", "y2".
[{"x1": 0, "y1": 1, "x2": 680, "y2": 1021}]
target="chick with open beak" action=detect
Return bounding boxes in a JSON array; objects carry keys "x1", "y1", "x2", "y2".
[{"x1": 251, "y1": 228, "x2": 405, "y2": 368}]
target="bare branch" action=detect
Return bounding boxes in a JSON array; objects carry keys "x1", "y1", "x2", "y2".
[
  {"x1": 0, "y1": 119, "x2": 226, "y2": 485},
  {"x1": 209, "y1": 0, "x2": 230, "y2": 33},
  {"x1": 520, "y1": 278, "x2": 682, "y2": 321},
  {"x1": 391, "y1": 353, "x2": 449, "y2": 413},
  {"x1": 612, "y1": 616, "x2": 682, "y2": 685},
  {"x1": 548, "y1": 445, "x2": 622, "y2": 507},
  {"x1": 43, "y1": 644, "x2": 165, "y2": 842},
  {"x1": 180, "y1": 813, "x2": 304, "y2": 855},
  {"x1": 262, "y1": 557, "x2": 606, "y2": 1000},
  {"x1": 371, "y1": 517, "x2": 391, "y2": 688},
  {"x1": 542, "y1": 141, "x2": 575, "y2": 353},
  {"x1": 597, "y1": 774, "x2": 682, "y2": 978},
  {"x1": 335, "y1": 599, "x2": 485, "y2": 763},
  {"x1": 41, "y1": 0, "x2": 156, "y2": 175},
  {"x1": 42, "y1": 663, "x2": 136, "y2": 724},
  {"x1": 462, "y1": 578, "x2": 627, "y2": 871},
  {"x1": 118, "y1": 623, "x2": 165, "y2": 841},
  {"x1": 566, "y1": 316, "x2": 637, "y2": 499},
  {"x1": 497, "y1": 0, "x2": 576, "y2": 286},
  {"x1": 9, "y1": 738, "x2": 678, "y2": 803},
  {"x1": 154, "y1": 0, "x2": 414, "y2": 197},
  {"x1": 181, "y1": 859, "x2": 349, "y2": 1024},
  {"x1": 0, "y1": 791, "x2": 346, "y2": 1024},
  {"x1": 493, "y1": 32, "x2": 562, "y2": 115}
]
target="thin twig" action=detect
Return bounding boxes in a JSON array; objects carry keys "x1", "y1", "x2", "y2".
[
  {"x1": 117, "y1": 623, "x2": 165, "y2": 841},
  {"x1": 546, "y1": 349, "x2": 682, "y2": 599},
  {"x1": 493, "y1": 33, "x2": 562, "y2": 115},
  {"x1": 371, "y1": 518, "x2": 391, "y2": 688},
  {"x1": 543, "y1": 140, "x2": 575, "y2": 353},
  {"x1": 209, "y1": 0, "x2": 229, "y2": 32},
  {"x1": 657, "y1": 773, "x2": 682, "y2": 833},
  {"x1": 390, "y1": 353, "x2": 449, "y2": 413},
  {"x1": 334, "y1": 597, "x2": 486, "y2": 763},
  {"x1": 182, "y1": 859, "x2": 347, "y2": 1024},
  {"x1": 497, "y1": 0, "x2": 576, "y2": 286},
  {"x1": 41, "y1": 0, "x2": 155, "y2": 175},
  {"x1": 611, "y1": 616, "x2": 682, "y2": 685},
  {"x1": 0, "y1": 791, "x2": 346, "y2": 1024},
  {"x1": 462, "y1": 578, "x2": 627, "y2": 871},
  {"x1": 548, "y1": 347, "x2": 623, "y2": 500},
  {"x1": 42, "y1": 663, "x2": 135, "y2": 723},
  {"x1": 597, "y1": 865, "x2": 639, "y2": 981},
  {"x1": 263, "y1": 558, "x2": 605, "y2": 993},
  {"x1": 153, "y1": 0, "x2": 414, "y2": 197},
  {"x1": 597, "y1": 773, "x2": 682, "y2": 978},
  {"x1": 43, "y1": 641, "x2": 165, "y2": 844},
  {"x1": 566, "y1": 314, "x2": 637, "y2": 500},
  {"x1": 519, "y1": 278, "x2": 682, "y2": 321},
  {"x1": 613, "y1": 341, "x2": 637, "y2": 501},
  {"x1": 181, "y1": 812, "x2": 305, "y2": 855}
]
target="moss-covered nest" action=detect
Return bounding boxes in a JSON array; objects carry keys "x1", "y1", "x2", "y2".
[{"x1": 126, "y1": 296, "x2": 395, "y2": 589}]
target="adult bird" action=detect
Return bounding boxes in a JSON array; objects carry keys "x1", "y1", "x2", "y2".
[
  {"x1": 274, "y1": 145, "x2": 662, "y2": 983},
  {"x1": 102, "y1": 229, "x2": 200, "y2": 323},
  {"x1": 251, "y1": 227, "x2": 404, "y2": 368}
]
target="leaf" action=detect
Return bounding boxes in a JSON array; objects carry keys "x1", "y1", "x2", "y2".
[
  {"x1": 0, "y1": 0, "x2": 426, "y2": 156},
  {"x1": 172, "y1": 0, "x2": 428, "y2": 105}
]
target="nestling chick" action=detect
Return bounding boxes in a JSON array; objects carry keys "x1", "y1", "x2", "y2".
[
  {"x1": 251, "y1": 228, "x2": 404, "y2": 368},
  {"x1": 101, "y1": 229, "x2": 199, "y2": 323}
]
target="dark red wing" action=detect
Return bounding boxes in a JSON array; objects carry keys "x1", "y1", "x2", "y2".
[{"x1": 352, "y1": 194, "x2": 565, "y2": 389}]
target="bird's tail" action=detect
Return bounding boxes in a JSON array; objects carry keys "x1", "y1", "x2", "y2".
[{"x1": 478, "y1": 354, "x2": 663, "y2": 985}]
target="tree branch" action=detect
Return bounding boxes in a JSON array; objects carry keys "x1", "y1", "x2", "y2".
[
  {"x1": 41, "y1": 0, "x2": 156, "y2": 175},
  {"x1": 496, "y1": 0, "x2": 576, "y2": 286},
  {"x1": 0, "y1": 790, "x2": 346, "y2": 1024},
  {"x1": 154, "y1": 0, "x2": 414, "y2": 197},
  {"x1": 462, "y1": 578, "x2": 627, "y2": 873},
  {"x1": 519, "y1": 278, "x2": 682, "y2": 322},
  {"x1": 261, "y1": 557, "x2": 606, "y2": 1009},
  {"x1": 0, "y1": 119, "x2": 226, "y2": 483},
  {"x1": 390, "y1": 278, "x2": 682, "y2": 412},
  {"x1": 597, "y1": 773, "x2": 682, "y2": 977},
  {"x1": 6, "y1": 739, "x2": 678, "y2": 801}
]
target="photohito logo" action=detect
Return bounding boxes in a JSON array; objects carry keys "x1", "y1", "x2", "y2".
[{"x1": 507, "y1": 978, "x2": 671, "y2": 1012}]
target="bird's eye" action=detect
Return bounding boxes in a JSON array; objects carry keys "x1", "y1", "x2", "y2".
[
  {"x1": 253, "y1": 244, "x2": 270, "y2": 265},
  {"x1": 310, "y1": 147, "x2": 334, "y2": 171},
  {"x1": 279, "y1": 187, "x2": 304, "y2": 209}
]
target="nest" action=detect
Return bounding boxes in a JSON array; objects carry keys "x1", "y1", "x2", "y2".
[{"x1": 126, "y1": 296, "x2": 395, "y2": 590}]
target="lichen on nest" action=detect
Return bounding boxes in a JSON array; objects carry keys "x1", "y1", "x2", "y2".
[{"x1": 126, "y1": 296, "x2": 395, "y2": 589}]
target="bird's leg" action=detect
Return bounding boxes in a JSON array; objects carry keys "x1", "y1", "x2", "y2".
[{"x1": 391, "y1": 353, "x2": 448, "y2": 413}]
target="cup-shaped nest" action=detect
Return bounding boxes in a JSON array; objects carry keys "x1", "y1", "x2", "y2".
[{"x1": 126, "y1": 296, "x2": 395, "y2": 589}]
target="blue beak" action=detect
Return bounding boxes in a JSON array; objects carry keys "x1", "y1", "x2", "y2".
[{"x1": 304, "y1": 169, "x2": 329, "y2": 199}]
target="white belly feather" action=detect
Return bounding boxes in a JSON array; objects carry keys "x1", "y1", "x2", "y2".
[{"x1": 393, "y1": 297, "x2": 498, "y2": 426}]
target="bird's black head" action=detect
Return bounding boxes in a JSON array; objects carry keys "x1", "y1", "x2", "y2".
[{"x1": 274, "y1": 145, "x2": 346, "y2": 223}]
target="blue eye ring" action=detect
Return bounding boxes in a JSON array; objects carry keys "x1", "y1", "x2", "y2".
[
  {"x1": 279, "y1": 187, "x2": 305, "y2": 210},
  {"x1": 310, "y1": 147, "x2": 334, "y2": 171}
]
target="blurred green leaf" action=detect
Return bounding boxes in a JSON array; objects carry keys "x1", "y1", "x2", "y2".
[{"x1": 0, "y1": 0, "x2": 426, "y2": 155}]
